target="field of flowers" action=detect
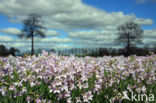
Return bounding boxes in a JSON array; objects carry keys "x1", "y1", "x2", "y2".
[{"x1": 0, "y1": 50, "x2": 156, "y2": 103}]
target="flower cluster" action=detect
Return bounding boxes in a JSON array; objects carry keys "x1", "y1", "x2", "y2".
[{"x1": 0, "y1": 50, "x2": 156, "y2": 103}]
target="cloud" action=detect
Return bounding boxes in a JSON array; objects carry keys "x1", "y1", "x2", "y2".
[
  {"x1": 68, "y1": 30, "x2": 117, "y2": 40},
  {"x1": 151, "y1": 0, "x2": 156, "y2": 2},
  {"x1": 4, "y1": 42, "x2": 73, "y2": 51},
  {"x1": 143, "y1": 38, "x2": 156, "y2": 44},
  {"x1": 0, "y1": 34, "x2": 73, "y2": 51},
  {"x1": 144, "y1": 29, "x2": 156, "y2": 38},
  {"x1": 0, "y1": 0, "x2": 153, "y2": 30},
  {"x1": 135, "y1": 0, "x2": 147, "y2": 3},
  {"x1": 10, "y1": 43, "x2": 31, "y2": 48},
  {"x1": 0, "y1": 27, "x2": 60, "y2": 37},
  {"x1": 0, "y1": 36, "x2": 14, "y2": 42},
  {"x1": 74, "y1": 39, "x2": 121, "y2": 48},
  {"x1": 45, "y1": 30, "x2": 60, "y2": 36},
  {"x1": 143, "y1": 29, "x2": 156, "y2": 44},
  {"x1": 0, "y1": 28, "x2": 20, "y2": 35},
  {"x1": 74, "y1": 39, "x2": 116, "y2": 48},
  {"x1": 135, "y1": 0, "x2": 156, "y2": 3},
  {"x1": 134, "y1": 18, "x2": 153, "y2": 25},
  {"x1": 41, "y1": 37, "x2": 73, "y2": 43},
  {"x1": 68, "y1": 29, "x2": 118, "y2": 47},
  {"x1": 53, "y1": 44, "x2": 73, "y2": 49},
  {"x1": 68, "y1": 28, "x2": 156, "y2": 48},
  {"x1": 10, "y1": 42, "x2": 55, "y2": 49},
  {"x1": 0, "y1": 42, "x2": 56, "y2": 51}
]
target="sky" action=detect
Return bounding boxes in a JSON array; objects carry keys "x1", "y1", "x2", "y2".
[{"x1": 0, "y1": 0, "x2": 156, "y2": 52}]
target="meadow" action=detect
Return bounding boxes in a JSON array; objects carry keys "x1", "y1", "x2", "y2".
[{"x1": 0, "y1": 50, "x2": 156, "y2": 103}]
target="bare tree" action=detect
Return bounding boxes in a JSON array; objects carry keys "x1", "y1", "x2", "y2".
[
  {"x1": 116, "y1": 21, "x2": 143, "y2": 56},
  {"x1": 19, "y1": 13, "x2": 46, "y2": 55}
]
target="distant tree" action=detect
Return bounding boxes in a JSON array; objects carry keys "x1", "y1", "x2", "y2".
[
  {"x1": 75, "y1": 48, "x2": 78, "y2": 55},
  {"x1": 116, "y1": 21, "x2": 143, "y2": 56},
  {"x1": 51, "y1": 48, "x2": 55, "y2": 53},
  {"x1": 111, "y1": 48, "x2": 117, "y2": 56},
  {"x1": 0, "y1": 45, "x2": 12, "y2": 56},
  {"x1": 0, "y1": 44, "x2": 6, "y2": 51},
  {"x1": 99, "y1": 47, "x2": 109, "y2": 56},
  {"x1": 9, "y1": 47, "x2": 20, "y2": 56},
  {"x1": 0, "y1": 45, "x2": 6, "y2": 56},
  {"x1": 71, "y1": 48, "x2": 74, "y2": 55},
  {"x1": 154, "y1": 45, "x2": 156, "y2": 54},
  {"x1": 19, "y1": 13, "x2": 46, "y2": 55}
]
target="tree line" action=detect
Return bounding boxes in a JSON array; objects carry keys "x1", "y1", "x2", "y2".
[
  {"x1": 52, "y1": 46, "x2": 156, "y2": 57},
  {"x1": 0, "y1": 44, "x2": 155, "y2": 57}
]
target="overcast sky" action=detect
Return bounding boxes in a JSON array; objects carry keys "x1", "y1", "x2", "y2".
[{"x1": 0, "y1": 0, "x2": 156, "y2": 51}]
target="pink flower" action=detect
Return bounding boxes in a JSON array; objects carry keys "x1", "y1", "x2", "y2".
[
  {"x1": 35, "y1": 98, "x2": 42, "y2": 103},
  {"x1": 22, "y1": 87, "x2": 27, "y2": 93},
  {"x1": 76, "y1": 97, "x2": 82, "y2": 103},
  {"x1": 9, "y1": 84, "x2": 15, "y2": 91},
  {"x1": 26, "y1": 96, "x2": 32, "y2": 103},
  {"x1": 83, "y1": 91, "x2": 93, "y2": 102},
  {"x1": 64, "y1": 91, "x2": 71, "y2": 98},
  {"x1": 0, "y1": 86, "x2": 7, "y2": 96},
  {"x1": 142, "y1": 86, "x2": 146, "y2": 93}
]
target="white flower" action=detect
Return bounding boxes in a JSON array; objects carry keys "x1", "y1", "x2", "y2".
[
  {"x1": 61, "y1": 85, "x2": 68, "y2": 91},
  {"x1": 27, "y1": 95, "x2": 32, "y2": 103},
  {"x1": 49, "y1": 89, "x2": 53, "y2": 93},
  {"x1": 22, "y1": 87, "x2": 27, "y2": 93},
  {"x1": 122, "y1": 91, "x2": 130, "y2": 100},
  {"x1": 76, "y1": 97, "x2": 82, "y2": 103},
  {"x1": 0, "y1": 87, "x2": 6, "y2": 96},
  {"x1": 67, "y1": 97, "x2": 72, "y2": 103},
  {"x1": 64, "y1": 91, "x2": 71, "y2": 97},
  {"x1": 14, "y1": 81, "x2": 23, "y2": 87},
  {"x1": 35, "y1": 98, "x2": 42, "y2": 103},
  {"x1": 82, "y1": 83, "x2": 88, "y2": 89},
  {"x1": 53, "y1": 88, "x2": 60, "y2": 94},
  {"x1": 142, "y1": 86, "x2": 146, "y2": 93},
  {"x1": 136, "y1": 88, "x2": 141, "y2": 93},
  {"x1": 109, "y1": 97, "x2": 115, "y2": 103},
  {"x1": 30, "y1": 82, "x2": 36, "y2": 87},
  {"x1": 9, "y1": 85, "x2": 15, "y2": 91},
  {"x1": 83, "y1": 91, "x2": 93, "y2": 102}
]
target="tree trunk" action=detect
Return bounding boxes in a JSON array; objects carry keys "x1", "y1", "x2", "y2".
[
  {"x1": 31, "y1": 19, "x2": 35, "y2": 56},
  {"x1": 127, "y1": 34, "x2": 130, "y2": 56},
  {"x1": 31, "y1": 34, "x2": 34, "y2": 56}
]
